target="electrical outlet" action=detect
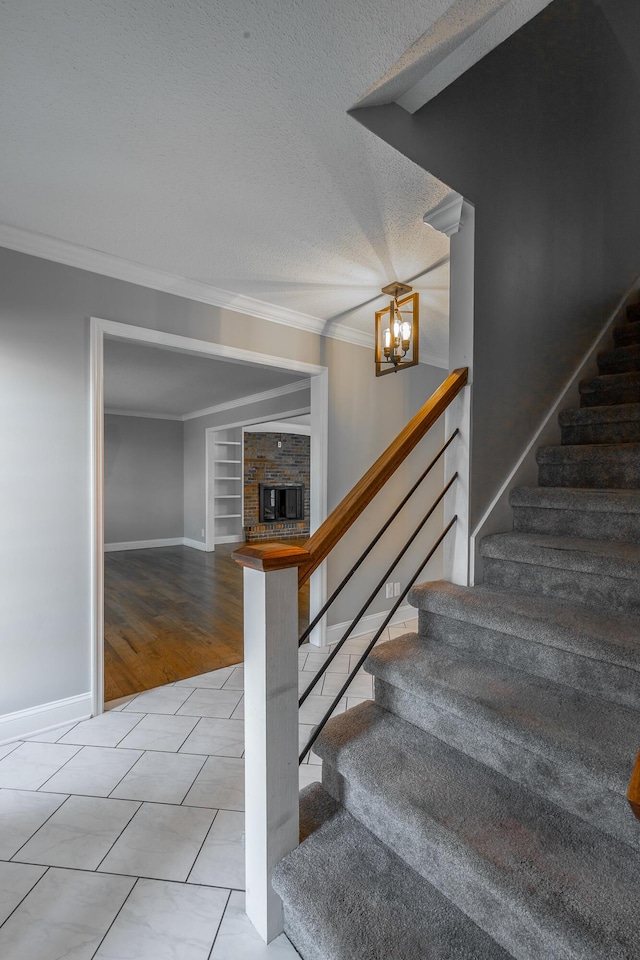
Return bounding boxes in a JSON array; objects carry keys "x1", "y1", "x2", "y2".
[
  {"x1": 277, "y1": 441, "x2": 282, "y2": 448},
  {"x1": 394, "y1": 582, "x2": 401, "y2": 597},
  {"x1": 385, "y1": 582, "x2": 393, "y2": 599}
]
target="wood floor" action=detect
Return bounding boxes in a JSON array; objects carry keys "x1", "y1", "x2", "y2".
[{"x1": 104, "y1": 541, "x2": 309, "y2": 702}]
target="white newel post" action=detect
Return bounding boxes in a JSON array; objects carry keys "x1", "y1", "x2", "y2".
[{"x1": 234, "y1": 543, "x2": 310, "y2": 944}]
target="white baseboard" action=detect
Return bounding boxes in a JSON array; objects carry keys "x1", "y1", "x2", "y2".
[
  {"x1": 183, "y1": 537, "x2": 207, "y2": 551},
  {"x1": 470, "y1": 276, "x2": 640, "y2": 582},
  {"x1": 214, "y1": 534, "x2": 244, "y2": 545},
  {"x1": 325, "y1": 604, "x2": 416, "y2": 647},
  {"x1": 105, "y1": 537, "x2": 184, "y2": 552},
  {"x1": 0, "y1": 693, "x2": 92, "y2": 746}
]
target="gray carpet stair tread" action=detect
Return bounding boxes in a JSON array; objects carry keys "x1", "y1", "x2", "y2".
[
  {"x1": 317, "y1": 702, "x2": 640, "y2": 960},
  {"x1": 510, "y1": 485, "x2": 640, "y2": 513},
  {"x1": 537, "y1": 441, "x2": 640, "y2": 464},
  {"x1": 273, "y1": 784, "x2": 510, "y2": 960},
  {"x1": 481, "y1": 531, "x2": 640, "y2": 579},
  {"x1": 364, "y1": 631, "x2": 638, "y2": 791},
  {"x1": 558, "y1": 402, "x2": 640, "y2": 427},
  {"x1": 408, "y1": 580, "x2": 640, "y2": 671},
  {"x1": 579, "y1": 370, "x2": 640, "y2": 394}
]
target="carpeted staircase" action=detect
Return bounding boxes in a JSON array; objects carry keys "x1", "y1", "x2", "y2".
[{"x1": 273, "y1": 306, "x2": 640, "y2": 960}]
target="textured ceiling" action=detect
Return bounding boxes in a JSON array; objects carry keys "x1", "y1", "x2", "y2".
[
  {"x1": 104, "y1": 339, "x2": 306, "y2": 418},
  {"x1": 1, "y1": 0, "x2": 517, "y2": 349}
]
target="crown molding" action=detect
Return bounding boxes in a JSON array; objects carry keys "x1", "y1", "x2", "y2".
[
  {"x1": 104, "y1": 407, "x2": 183, "y2": 421},
  {"x1": 423, "y1": 193, "x2": 465, "y2": 237},
  {"x1": 0, "y1": 221, "x2": 373, "y2": 349}
]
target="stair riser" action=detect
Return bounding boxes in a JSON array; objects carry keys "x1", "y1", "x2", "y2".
[
  {"x1": 627, "y1": 304, "x2": 640, "y2": 321},
  {"x1": 512, "y1": 506, "x2": 640, "y2": 542},
  {"x1": 375, "y1": 679, "x2": 639, "y2": 851},
  {"x1": 417, "y1": 610, "x2": 640, "y2": 711},
  {"x1": 321, "y1": 761, "x2": 588, "y2": 960},
  {"x1": 538, "y1": 461, "x2": 640, "y2": 488},
  {"x1": 561, "y1": 422, "x2": 640, "y2": 444},
  {"x1": 580, "y1": 385, "x2": 640, "y2": 406},
  {"x1": 614, "y1": 325, "x2": 640, "y2": 347},
  {"x1": 482, "y1": 557, "x2": 640, "y2": 615},
  {"x1": 598, "y1": 358, "x2": 640, "y2": 375}
]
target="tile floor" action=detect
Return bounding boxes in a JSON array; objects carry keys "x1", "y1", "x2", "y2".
[{"x1": 0, "y1": 621, "x2": 417, "y2": 959}]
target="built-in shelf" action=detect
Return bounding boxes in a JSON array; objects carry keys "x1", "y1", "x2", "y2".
[{"x1": 208, "y1": 427, "x2": 244, "y2": 548}]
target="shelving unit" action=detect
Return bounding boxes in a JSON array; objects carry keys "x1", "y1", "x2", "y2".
[{"x1": 206, "y1": 429, "x2": 244, "y2": 548}]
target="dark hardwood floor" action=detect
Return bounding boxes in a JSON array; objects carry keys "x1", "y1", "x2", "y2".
[{"x1": 104, "y1": 541, "x2": 309, "y2": 702}]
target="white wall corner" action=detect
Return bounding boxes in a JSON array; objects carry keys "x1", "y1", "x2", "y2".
[
  {"x1": 470, "y1": 275, "x2": 640, "y2": 583},
  {"x1": 183, "y1": 537, "x2": 207, "y2": 551},
  {"x1": 0, "y1": 693, "x2": 92, "y2": 746}
]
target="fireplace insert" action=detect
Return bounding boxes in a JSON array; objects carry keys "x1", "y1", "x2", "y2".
[{"x1": 259, "y1": 484, "x2": 305, "y2": 522}]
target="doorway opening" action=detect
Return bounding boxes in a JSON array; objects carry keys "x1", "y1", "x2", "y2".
[{"x1": 91, "y1": 317, "x2": 328, "y2": 716}]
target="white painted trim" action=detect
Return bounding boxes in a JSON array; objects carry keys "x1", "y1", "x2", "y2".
[
  {"x1": 0, "y1": 221, "x2": 372, "y2": 348},
  {"x1": 423, "y1": 193, "x2": 465, "y2": 237},
  {"x1": 183, "y1": 380, "x2": 311, "y2": 421},
  {"x1": 0, "y1": 693, "x2": 92, "y2": 746},
  {"x1": 325, "y1": 604, "x2": 416, "y2": 647},
  {"x1": 241, "y1": 421, "x2": 311, "y2": 436},
  {"x1": 183, "y1": 537, "x2": 208, "y2": 552},
  {"x1": 92, "y1": 317, "x2": 329, "y2": 713},
  {"x1": 395, "y1": 0, "x2": 554, "y2": 114},
  {"x1": 214, "y1": 534, "x2": 244, "y2": 545},
  {"x1": 421, "y1": 352, "x2": 449, "y2": 370},
  {"x1": 105, "y1": 408, "x2": 182, "y2": 421},
  {"x1": 470, "y1": 275, "x2": 640, "y2": 582},
  {"x1": 90, "y1": 319, "x2": 105, "y2": 718},
  {"x1": 203, "y1": 407, "x2": 311, "y2": 435},
  {"x1": 105, "y1": 537, "x2": 184, "y2": 552},
  {"x1": 97, "y1": 318, "x2": 325, "y2": 378}
]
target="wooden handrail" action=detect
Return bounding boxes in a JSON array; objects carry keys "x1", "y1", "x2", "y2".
[
  {"x1": 628, "y1": 750, "x2": 640, "y2": 820},
  {"x1": 233, "y1": 367, "x2": 467, "y2": 584},
  {"x1": 297, "y1": 367, "x2": 468, "y2": 586}
]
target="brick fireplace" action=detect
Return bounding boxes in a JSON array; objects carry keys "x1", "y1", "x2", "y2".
[{"x1": 243, "y1": 432, "x2": 310, "y2": 542}]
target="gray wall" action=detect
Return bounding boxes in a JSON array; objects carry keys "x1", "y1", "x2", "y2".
[
  {"x1": 0, "y1": 245, "x2": 445, "y2": 716},
  {"x1": 104, "y1": 415, "x2": 184, "y2": 544},
  {"x1": 183, "y1": 387, "x2": 311, "y2": 543},
  {"x1": 352, "y1": 0, "x2": 640, "y2": 527}
]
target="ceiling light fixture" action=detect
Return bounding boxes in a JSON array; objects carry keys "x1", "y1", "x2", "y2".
[{"x1": 374, "y1": 282, "x2": 419, "y2": 376}]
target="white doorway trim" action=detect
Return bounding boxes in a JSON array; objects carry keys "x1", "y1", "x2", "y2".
[{"x1": 90, "y1": 316, "x2": 329, "y2": 717}]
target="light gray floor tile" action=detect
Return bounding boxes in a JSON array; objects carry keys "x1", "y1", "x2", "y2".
[
  {"x1": 26, "y1": 721, "x2": 79, "y2": 743},
  {"x1": 0, "y1": 789, "x2": 67, "y2": 859},
  {"x1": 177, "y1": 689, "x2": 243, "y2": 719},
  {"x1": 40, "y1": 746, "x2": 143, "y2": 797},
  {"x1": 298, "y1": 671, "x2": 319, "y2": 695},
  {"x1": 59, "y1": 711, "x2": 144, "y2": 747},
  {"x1": 123, "y1": 685, "x2": 194, "y2": 715},
  {"x1": 298, "y1": 695, "x2": 346, "y2": 725},
  {"x1": 230, "y1": 697, "x2": 244, "y2": 720},
  {"x1": 188, "y1": 810, "x2": 244, "y2": 889},
  {"x1": 222, "y1": 666, "x2": 244, "y2": 691},
  {"x1": 0, "y1": 742, "x2": 20, "y2": 760},
  {"x1": 183, "y1": 757, "x2": 244, "y2": 811},
  {"x1": 174, "y1": 666, "x2": 236, "y2": 689},
  {"x1": 310, "y1": 652, "x2": 351, "y2": 674},
  {"x1": 346, "y1": 697, "x2": 369, "y2": 710},
  {"x1": 0, "y1": 741, "x2": 81, "y2": 790},
  {"x1": 179, "y1": 718, "x2": 244, "y2": 758},
  {"x1": 110, "y1": 751, "x2": 206, "y2": 804},
  {"x1": 99, "y1": 802, "x2": 216, "y2": 882},
  {"x1": 339, "y1": 634, "x2": 377, "y2": 654},
  {"x1": 16, "y1": 795, "x2": 140, "y2": 869},
  {"x1": 388, "y1": 622, "x2": 412, "y2": 639},
  {"x1": 210, "y1": 891, "x2": 300, "y2": 958},
  {"x1": 0, "y1": 861, "x2": 47, "y2": 926},
  {"x1": 94, "y1": 878, "x2": 229, "y2": 960},
  {"x1": 0, "y1": 867, "x2": 134, "y2": 960},
  {"x1": 117, "y1": 714, "x2": 199, "y2": 752}
]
